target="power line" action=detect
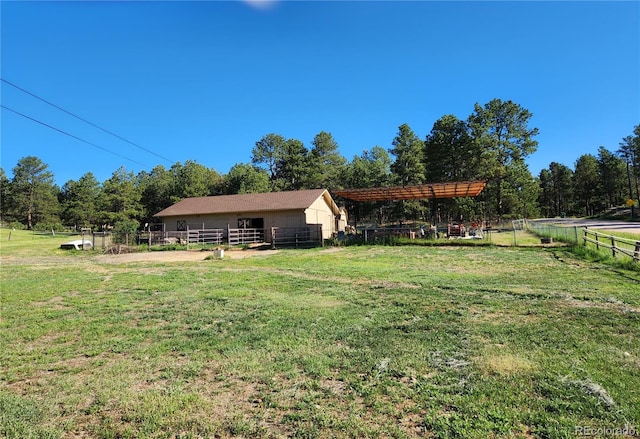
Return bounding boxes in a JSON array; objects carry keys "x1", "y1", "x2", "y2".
[
  {"x1": 1, "y1": 105, "x2": 147, "y2": 167},
  {"x1": 1, "y1": 78, "x2": 175, "y2": 165}
]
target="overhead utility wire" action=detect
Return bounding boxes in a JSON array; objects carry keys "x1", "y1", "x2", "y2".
[
  {"x1": 1, "y1": 78, "x2": 175, "y2": 165},
  {"x1": 1, "y1": 105, "x2": 146, "y2": 167}
]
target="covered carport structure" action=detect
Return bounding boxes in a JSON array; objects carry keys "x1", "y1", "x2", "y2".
[
  {"x1": 333, "y1": 180, "x2": 487, "y2": 238},
  {"x1": 333, "y1": 181, "x2": 487, "y2": 203}
]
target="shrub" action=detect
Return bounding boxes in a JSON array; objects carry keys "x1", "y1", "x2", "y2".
[{"x1": 112, "y1": 219, "x2": 140, "y2": 245}]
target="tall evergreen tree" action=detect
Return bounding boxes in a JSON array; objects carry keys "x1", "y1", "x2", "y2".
[
  {"x1": 275, "y1": 139, "x2": 310, "y2": 191},
  {"x1": 499, "y1": 161, "x2": 540, "y2": 219},
  {"x1": 339, "y1": 147, "x2": 392, "y2": 224},
  {"x1": 60, "y1": 172, "x2": 101, "y2": 228},
  {"x1": 548, "y1": 162, "x2": 574, "y2": 217},
  {"x1": 252, "y1": 133, "x2": 287, "y2": 190},
  {"x1": 424, "y1": 115, "x2": 475, "y2": 182},
  {"x1": 467, "y1": 99, "x2": 539, "y2": 217},
  {"x1": 224, "y1": 163, "x2": 270, "y2": 194},
  {"x1": 97, "y1": 166, "x2": 142, "y2": 227},
  {"x1": 306, "y1": 131, "x2": 346, "y2": 189},
  {"x1": 537, "y1": 169, "x2": 554, "y2": 218},
  {"x1": 573, "y1": 154, "x2": 600, "y2": 216},
  {"x1": 7, "y1": 156, "x2": 60, "y2": 229},
  {"x1": 138, "y1": 165, "x2": 175, "y2": 222},
  {"x1": 0, "y1": 168, "x2": 9, "y2": 224},
  {"x1": 389, "y1": 124, "x2": 425, "y2": 221},
  {"x1": 341, "y1": 147, "x2": 392, "y2": 189},
  {"x1": 390, "y1": 123, "x2": 425, "y2": 187},
  {"x1": 597, "y1": 146, "x2": 627, "y2": 208},
  {"x1": 171, "y1": 160, "x2": 221, "y2": 202},
  {"x1": 423, "y1": 115, "x2": 477, "y2": 223},
  {"x1": 617, "y1": 127, "x2": 639, "y2": 216}
]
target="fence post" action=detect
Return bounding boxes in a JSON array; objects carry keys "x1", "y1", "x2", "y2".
[
  {"x1": 574, "y1": 226, "x2": 579, "y2": 244},
  {"x1": 634, "y1": 241, "x2": 640, "y2": 262},
  {"x1": 595, "y1": 232, "x2": 599, "y2": 250},
  {"x1": 610, "y1": 236, "x2": 616, "y2": 258}
]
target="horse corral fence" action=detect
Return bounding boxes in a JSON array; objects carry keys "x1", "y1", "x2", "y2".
[
  {"x1": 138, "y1": 225, "x2": 323, "y2": 249},
  {"x1": 582, "y1": 228, "x2": 640, "y2": 262},
  {"x1": 526, "y1": 219, "x2": 640, "y2": 263}
]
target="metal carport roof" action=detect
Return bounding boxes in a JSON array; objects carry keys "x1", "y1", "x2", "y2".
[{"x1": 333, "y1": 181, "x2": 487, "y2": 202}]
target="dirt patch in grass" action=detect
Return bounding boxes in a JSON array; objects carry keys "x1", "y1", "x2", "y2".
[
  {"x1": 30, "y1": 295, "x2": 69, "y2": 310},
  {"x1": 559, "y1": 294, "x2": 640, "y2": 314},
  {"x1": 95, "y1": 249, "x2": 281, "y2": 264}
]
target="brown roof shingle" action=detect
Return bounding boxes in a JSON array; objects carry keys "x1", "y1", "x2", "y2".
[{"x1": 154, "y1": 189, "x2": 334, "y2": 217}]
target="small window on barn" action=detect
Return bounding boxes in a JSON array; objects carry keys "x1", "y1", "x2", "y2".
[{"x1": 177, "y1": 220, "x2": 187, "y2": 231}]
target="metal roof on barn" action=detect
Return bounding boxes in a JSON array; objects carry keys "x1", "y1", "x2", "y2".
[{"x1": 333, "y1": 181, "x2": 487, "y2": 202}]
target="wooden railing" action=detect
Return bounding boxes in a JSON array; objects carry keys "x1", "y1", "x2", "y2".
[{"x1": 583, "y1": 228, "x2": 640, "y2": 262}]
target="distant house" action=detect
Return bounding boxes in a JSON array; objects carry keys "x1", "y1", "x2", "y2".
[{"x1": 154, "y1": 189, "x2": 347, "y2": 245}]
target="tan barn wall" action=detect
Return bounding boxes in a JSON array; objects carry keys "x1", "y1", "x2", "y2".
[{"x1": 305, "y1": 196, "x2": 337, "y2": 240}]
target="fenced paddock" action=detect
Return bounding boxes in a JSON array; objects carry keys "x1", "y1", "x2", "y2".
[
  {"x1": 525, "y1": 220, "x2": 582, "y2": 244},
  {"x1": 141, "y1": 225, "x2": 323, "y2": 249},
  {"x1": 526, "y1": 219, "x2": 640, "y2": 263}
]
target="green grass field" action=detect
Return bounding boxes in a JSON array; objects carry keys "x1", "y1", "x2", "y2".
[{"x1": 1, "y1": 229, "x2": 639, "y2": 438}]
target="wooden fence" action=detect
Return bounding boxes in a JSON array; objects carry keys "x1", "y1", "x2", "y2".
[
  {"x1": 527, "y1": 220, "x2": 639, "y2": 263},
  {"x1": 145, "y1": 226, "x2": 323, "y2": 248},
  {"x1": 583, "y1": 228, "x2": 640, "y2": 262}
]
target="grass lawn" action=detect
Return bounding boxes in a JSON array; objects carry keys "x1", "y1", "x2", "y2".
[{"x1": 1, "y1": 229, "x2": 639, "y2": 438}]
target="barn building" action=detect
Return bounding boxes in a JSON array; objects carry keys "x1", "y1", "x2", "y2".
[{"x1": 154, "y1": 189, "x2": 346, "y2": 246}]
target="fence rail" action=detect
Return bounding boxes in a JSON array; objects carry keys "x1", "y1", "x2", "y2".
[
  {"x1": 583, "y1": 229, "x2": 640, "y2": 262},
  {"x1": 187, "y1": 228, "x2": 224, "y2": 247},
  {"x1": 228, "y1": 228, "x2": 264, "y2": 246}
]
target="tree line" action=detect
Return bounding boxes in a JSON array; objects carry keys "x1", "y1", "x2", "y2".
[{"x1": 1, "y1": 98, "x2": 638, "y2": 232}]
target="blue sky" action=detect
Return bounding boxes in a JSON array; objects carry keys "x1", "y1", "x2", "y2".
[{"x1": 1, "y1": 1, "x2": 638, "y2": 187}]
